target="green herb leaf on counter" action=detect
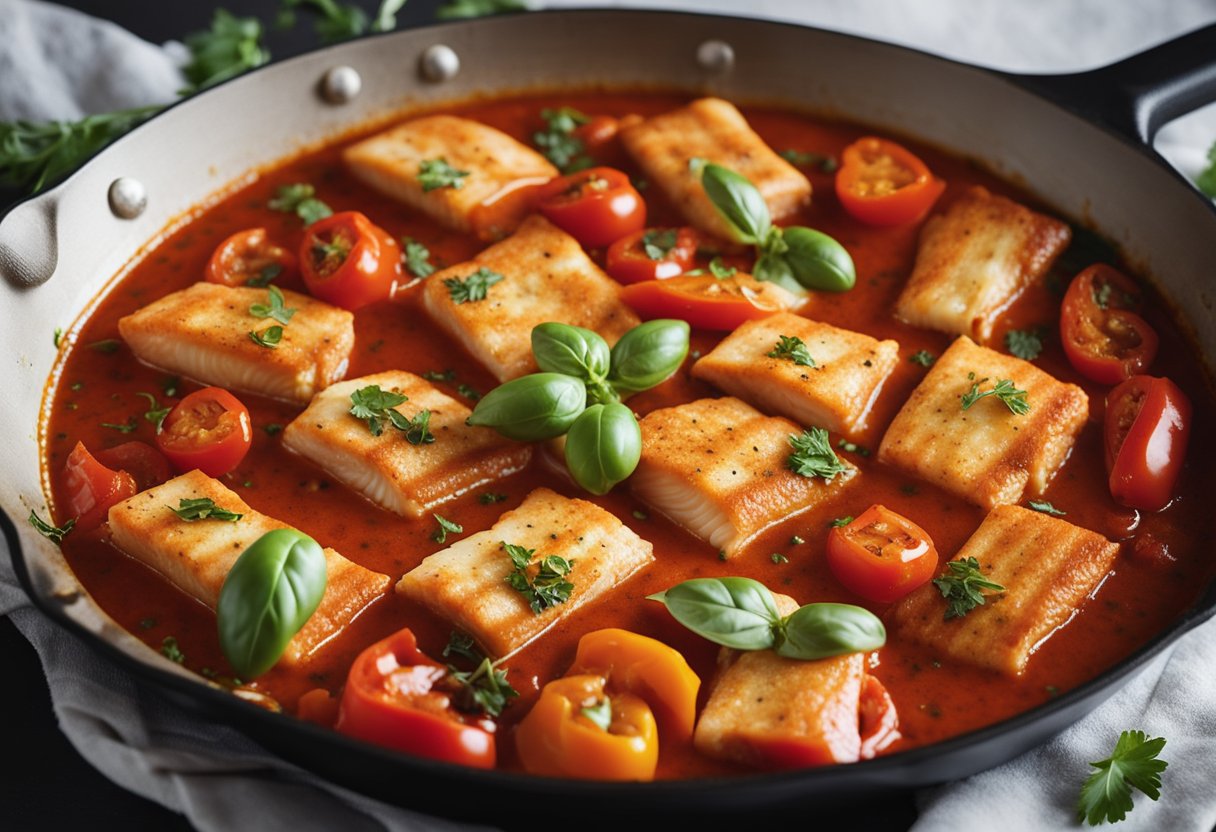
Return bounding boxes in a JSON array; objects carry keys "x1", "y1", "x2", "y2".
[
  {"x1": 444, "y1": 267, "x2": 503, "y2": 304},
  {"x1": 1077, "y1": 730, "x2": 1168, "y2": 826},
  {"x1": 932, "y1": 556, "x2": 1005, "y2": 620},
  {"x1": 249, "y1": 285, "x2": 296, "y2": 326},
  {"x1": 502, "y1": 541, "x2": 574, "y2": 614},
  {"x1": 532, "y1": 106, "x2": 592, "y2": 173},
  {"x1": 418, "y1": 157, "x2": 470, "y2": 192},
  {"x1": 28, "y1": 510, "x2": 74, "y2": 543},
  {"x1": 779, "y1": 148, "x2": 839, "y2": 173},
  {"x1": 403, "y1": 238, "x2": 436, "y2": 278},
  {"x1": 1028, "y1": 499, "x2": 1066, "y2": 516},
  {"x1": 248, "y1": 326, "x2": 284, "y2": 349},
  {"x1": 1005, "y1": 328, "x2": 1044, "y2": 361},
  {"x1": 170, "y1": 497, "x2": 243, "y2": 523},
  {"x1": 1197, "y1": 141, "x2": 1216, "y2": 198},
  {"x1": 961, "y1": 377, "x2": 1031, "y2": 415},
  {"x1": 137, "y1": 392, "x2": 172, "y2": 431},
  {"x1": 181, "y1": 9, "x2": 270, "y2": 93},
  {"x1": 580, "y1": 696, "x2": 613, "y2": 731},
  {"x1": 431, "y1": 513, "x2": 463, "y2": 544},
  {"x1": 786, "y1": 427, "x2": 848, "y2": 482},
  {"x1": 909, "y1": 349, "x2": 936, "y2": 367},
  {"x1": 767, "y1": 334, "x2": 815, "y2": 367},
  {"x1": 161, "y1": 636, "x2": 186, "y2": 664},
  {"x1": 268, "y1": 183, "x2": 332, "y2": 225}
]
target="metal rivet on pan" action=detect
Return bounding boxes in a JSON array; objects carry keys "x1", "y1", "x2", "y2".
[
  {"x1": 320, "y1": 65, "x2": 362, "y2": 104},
  {"x1": 419, "y1": 44, "x2": 460, "y2": 82},
  {"x1": 107, "y1": 177, "x2": 146, "y2": 220},
  {"x1": 697, "y1": 39, "x2": 735, "y2": 74}
]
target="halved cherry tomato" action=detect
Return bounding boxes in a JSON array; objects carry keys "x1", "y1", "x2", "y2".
[
  {"x1": 155, "y1": 387, "x2": 252, "y2": 478},
  {"x1": 826, "y1": 505, "x2": 939, "y2": 603},
  {"x1": 62, "y1": 442, "x2": 137, "y2": 531},
  {"x1": 573, "y1": 115, "x2": 619, "y2": 153},
  {"x1": 621, "y1": 273, "x2": 803, "y2": 331},
  {"x1": 1104, "y1": 375, "x2": 1191, "y2": 512},
  {"x1": 571, "y1": 628, "x2": 700, "y2": 740},
  {"x1": 93, "y1": 441, "x2": 171, "y2": 492},
  {"x1": 205, "y1": 228, "x2": 297, "y2": 288},
  {"x1": 514, "y1": 674, "x2": 658, "y2": 780},
  {"x1": 336, "y1": 627, "x2": 495, "y2": 768},
  {"x1": 1060, "y1": 264, "x2": 1159, "y2": 385},
  {"x1": 858, "y1": 675, "x2": 901, "y2": 759},
  {"x1": 835, "y1": 137, "x2": 946, "y2": 226},
  {"x1": 605, "y1": 227, "x2": 700, "y2": 284},
  {"x1": 299, "y1": 211, "x2": 401, "y2": 310},
  {"x1": 535, "y1": 166, "x2": 645, "y2": 248}
]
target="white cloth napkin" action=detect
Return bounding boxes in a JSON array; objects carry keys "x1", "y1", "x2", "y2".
[{"x1": 3, "y1": 1, "x2": 1216, "y2": 830}]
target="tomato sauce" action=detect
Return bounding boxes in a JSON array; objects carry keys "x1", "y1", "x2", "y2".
[{"x1": 42, "y1": 92, "x2": 1216, "y2": 779}]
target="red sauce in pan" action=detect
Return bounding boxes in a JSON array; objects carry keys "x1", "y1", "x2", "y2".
[{"x1": 42, "y1": 92, "x2": 1216, "y2": 779}]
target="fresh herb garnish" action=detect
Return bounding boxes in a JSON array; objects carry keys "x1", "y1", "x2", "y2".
[
  {"x1": 708, "y1": 256, "x2": 737, "y2": 278},
  {"x1": 349, "y1": 384, "x2": 408, "y2": 436},
  {"x1": 1196, "y1": 140, "x2": 1216, "y2": 198},
  {"x1": 1028, "y1": 499, "x2": 1066, "y2": 516},
  {"x1": 421, "y1": 369, "x2": 456, "y2": 382},
  {"x1": 960, "y1": 377, "x2": 1031, "y2": 415},
  {"x1": 279, "y1": 0, "x2": 367, "y2": 43},
  {"x1": 779, "y1": 148, "x2": 839, "y2": 173},
  {"x1": 456, "y1": 383, "x2": 481, "y2": 401},
  {"x1": 402, "y1": 409, "x2": 435, "y2": 445},
  {"x1": 101, "y1": 418, "x2": 138, "y2": 434},
  {"x1": 248, "y1": 326, "x2": 284, "y2": 349},
  {"x1": 580, "y1": 696, "x2": 613, "y2": 731},
  {"x1": 53, "y1": 328, "x2": 63, "y2": 348},
  {"x1": 837, "y1": 438, "x2": 870, "y2": 457},
  {"x1": 436, "y1": 0, "x2": 528, "y2": 18},
  {"x1": 831, "y1": 516, "x2": 854, "y2": 528},
  {"x1": 641, "y1": 229, "x2": 678, "y2": 261},
  {"x1": 136, "y1": 392, "x2": 172, "y2": 431},
  {"x1": 502, "y1": 541, "x2": 575, "y2": 614},
  {"x1": 631, "y1": 509, "x2": 649, "y2": 521},
  {"x1": 532, "y1": 106, "x2": 592, "y2": 173},
  {"x1": 447, "y1": 656, "x2": 520, "y2": 717},
  {"x1": 249, "y1": 285, "x2": 296, "y2": 326},
  {"x1": 1077, "y1": 731, "x2": 1168, "y2": 826},
  {"x1": 161, "y1": 376, "x2": 180, "y2": 398},
  {"x1": 245, "y1": 263, "x2": 283, "y2": 289},
  {"x1": 790, "y1": 535, "x2": 805, "y2": 545},
  {"x1": 443, "y1": 630, "x2": 482, "y2": 663},
  {"x1": 770, "y1": 552, "x2": 789, "y2": 564},
  {"x1": 479, "y1": 492, "x2": 507, "y2": 505},
  {"x1": 268, "y1": 183, "x2": 332, "y2": 225},
  {"x1": 88, "y1": 339, "x2": 122, "y2": 354},
  {"x1": 263, "y1": 423, "x2": 284, "y2": 436},
  {"x1": 431, "y1": 513, "x2": 463, "y2": 544},
  {"x1": 767, "y1": 334, "x2": 815, "y2": 367},
  {"x1": 932, "y1": 556, "x2": 1005, "y2": 620},
  {"x1": 28, "y1": 510, "x2": 74, "y2": 543},
  {"x1": 169, "y1": 497, "x2": 244, "y2": 522},
  {"x1": 1005, "y1": 328, "x2": 1044, "y2": 361},
  {"x1": 444, "y1": 267, "x2": 504, "y2": 304},
  {"x1": 909, "y1": 350, "x2": 936, "y2": 367},
  {"x1": 181, "y1": 9, "x2": 270, "y2": 93},
  {"x1": 786, "y1": 427, "x2": 848, "y2": 481},
  {"x1": 160, "y1": 636, "x2": 186, "y2": 664},
  {"x1": 402, "y1": 238, "x2": 436, "y2": 278},
  {"x1": 418, "y1": 157, "x2": 470, "y2": 192}
]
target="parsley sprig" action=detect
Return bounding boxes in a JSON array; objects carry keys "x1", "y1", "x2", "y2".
[
  {"x1": 431, "y1": 514, "x2": 463, "y2": 544},
  {"x1": 402, "y1": 238, "x2": 436, "y2": 278},
  {"x1": 767, "y1": 334, "x2": 816, "y2": 367},
  {"x1": 532, "y1": 106, "x2": 593, "y2": 173},
  {"x1": 169, "y1": 498, "x2": 243, "y2": 522},
  {"x1": 444, "y1": 267, "x2": 504, "y2": 304},
  {"x1": 181, "y1": 10, "x2": 269, "y2": 93},
  {"x1": 348, "y1": 384, "x2": 435, "y2": 444},
  {"x1": 909, "y1": 350, "x2": 936, "y2": 367},
  {"x1": 1028, "y1": 499, "x2": 1066, "y2": 516},
  {"x1": 250, "y1": 285, "x2": 296, "y2": 326},
  {"x1": 440, "y1": 631, "x2": 520, "y2": 717},
  {"x1": 136, "y1": 392, "x2": 172, "y2": 431},
  {"x1": 779, "y1": 148, "x2": 838, "y2": 173},
  {"x1": 248, "y1": 325, "x2": 284, "y2": 349},
  {"x1": 1078, "y1": 731, "x2": 1168, "y2": 825},
  {"x1": 786, "y1": 427, "x2": 848, "y2": 482},
  {"x1": 28, "y1": 511, "x2": 74, "y2": 543},
  {"x1": 502, "y1": 542, "x2": 574, "y2": 614},
  {"x1": 1005, "y1": 328, "x2": 1045, "y2": 361},
  {"x1": 961, "y1": 377, "x2": 1031, "y2": 415},
  {"x1": 268, "y1": 183, "x2": 332, "y2": 225},
  {"x1": 418, "y1": 157, "x2": 469, "y2": 192},
  {"x1": 932, "y1": 557, "x2": 1005, "y2": 619}
]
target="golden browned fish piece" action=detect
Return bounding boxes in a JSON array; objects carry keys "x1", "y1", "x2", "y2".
[
  {"x1": 632, "y1": 397, "x2": 857, "y2": 558},
  {"x1": 619, "y1": 97, "x2": 811, "y2": 240},
  {"x1": 106, "y1": 470, "x2": 389, "y2": 669},
  {"x1": 421, "y1": 215, "x2": 640, "y2": 381},
  {"x1": 692, "y1": 312, "x2": 900, "y2": 439},
  {"x1": 281, "y1": 370, "x2": 532, "y2": 518},
  {"x1": 894, "y1": 186, "x2": 1071, "y2": 343},
  {"x1": 877, "y1": 336, "x2": 1087, "y2": 509},
  {"x1": 888, "y1": 505, "x2": 1120, "y2": 675},
  {"x1": 396, "y1": 487, "x2": 654, "y2": 659},
  {"x1": 117, "y1": 282, "x2": 354, "y2": 404},
  {"x1": 343, "y1": 114, "x2": 558, "y2": 240}
]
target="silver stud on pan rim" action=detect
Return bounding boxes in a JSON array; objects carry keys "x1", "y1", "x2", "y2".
[
  {"x1": 107, "y1": 177, "x2": 147, "y2": 220},
  {"x1": 419, "y1": 44, "x2": 460, "y2": 83},
  {"x1": 320, "y1": 65, "x2": 363, "y2": 104}
]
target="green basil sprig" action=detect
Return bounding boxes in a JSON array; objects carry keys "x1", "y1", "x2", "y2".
[
  {"x1": 648, "y1": 576, "x2": 885, "y2": 660},
  {"x1": 216, "y1": 528, "x2": 328, "y2": 679},
  {"x1": 564, "y1": 403, "x2": 643, "y2": 496},
  {"x1": 700, "y1": 162, "x2": 856, "y2": 293},
  {"x1": 465, "y1": 373, "x2": 587, "y2": 441},
  {"x1": 608, "y1": 319, "x2": 691, "y2": 394},
  {"x1": 532, "y1": 322, "x2": 611, "y2": 382}
]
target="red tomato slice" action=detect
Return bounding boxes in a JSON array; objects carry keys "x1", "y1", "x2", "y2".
[
  {"x1": 535, "y1": 166, "x2": 645, "y2": 248},
  {"x1": 573, "y1": 115, "x2": 619, "y2": 153},
  {"x1": 835, "y1": 137, "x2": 946, "y2": 226},
  {"x1": 300, "y1": 211, "x2": 402, "y2": 310},
  {"x1": 620, "y1": 273, "x2": 803, "y2": 331},
  {"x1": 93, "y1": 441, "x2": 172, "y2": 492},
  {"x1": 62, "y1": 442, "x2": 137, "y2": 531},
  {"x1": 605, "y1": 227, "x2": 700, "y2": 284},
  {"x1": 826, "y1": 505, "x2": 939, "y2": 603},
  {"x1": 336, "y1": 627, "x2": 496, "y2": 768},
  {"x1": 1060, "y1": 264, "x2": 1159, "y2": 385},
  {"x1": 206, "y1": 228, "x2": 297, "y2": 288},
  {"x1": 155, "y1": 387, "x2": 252, "y2": 478},
  {"x1": 858, "y1": 675, "x2": 901, "y2": 759},
  {"x1": 1104, "y1": 375, "x2": 1191, "y2": 512}
]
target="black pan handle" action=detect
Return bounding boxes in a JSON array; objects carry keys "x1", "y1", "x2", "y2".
[{"x1": 1007, "y1": 22, "x2": 1216, "y2": 146}]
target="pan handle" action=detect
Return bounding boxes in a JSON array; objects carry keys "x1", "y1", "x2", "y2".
[
  {"x1": 1007, "y1": 22, "x2": 1216, "y2": 146},
  {"x1": 0, "y1": 192, "x2": 58, "y2": 288}
]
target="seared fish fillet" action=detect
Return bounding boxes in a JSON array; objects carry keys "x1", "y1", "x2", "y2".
[
  {"x1": 692, "y1": 312, "x2": 899, "y2": 439},
  {"x1": 878, "y1": 336, "x2": 1087, "y2": 509},
  {"x1": 619, "y1": 98, "x2": 811, "y2": 240},
  {"x1": 894, "y1": 186, "x2": 1071, "y2": 343},
  {"x1": 343, "y1": 114, "x2": 558, "y2": 240},
  {"x1": 396, "y1": 487, "x2": 654, "y2": 659},
  {"x1": 118, "y1": 282, "x2": 354, "y2": 404},
  {"x1": 421, "y1": 215, "x2": 640, "y2": 381},
  {"x1": 281, "y1": 370, "x2": 532, "y2": 518},
  {"x1": 633, "y1": 397, "x2": 857, "y2": 558},
  {"x1": 107, "y1": 470, "x2": 390, "y2": 669},
  {"x1": 888, "y1": 505, "x2": 1119, "y2": 675}
]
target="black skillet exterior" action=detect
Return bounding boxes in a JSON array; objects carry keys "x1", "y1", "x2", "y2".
[{"x1": 7, "y1": 10, "x2": 1216, "y2": 825}]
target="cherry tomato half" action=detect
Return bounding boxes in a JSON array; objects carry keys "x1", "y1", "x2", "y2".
[
  {"x1": 93, "y1": 441, "x2": 172, "y2": 492},
  {"x1": 62, "y1": 442, "x2": 137, "y2": 531},
  {"x1": 155, "y1": 387, "x2": 252, "y2": 478},
  {"x1": 336, "y1": 627, "x2": 496, "y2": 768},
  {"x1": 826, "y1": 505, "x2": 939, "y2": 603},
  {"x1": 1060, "y1": 264, "x2": 1159, "y2": 385},
  {"x1": 300, "y1": 211, "x2": 402, "y2": 310},
  {"x1": 605, "y1": 227, "x2": 700, "y2": 284},
  {"x1": 1104, "y1": 375, "x2": 1191, "y2": 512},
  {"x1": 573, "y1": 115, "x2": 620, "y2": 153},
  {"x1": 205, "y1": 228, "x2": 297, "y2": 288},
  {"x1": 535, "y1": 166, "x2": 646, "y2": 248},
  {"x1": 835, "y1": 137, "x2": 946, "y2": 226},
  {"x1": 620, "y1": 273, "x2": 803, "y2": 331}
]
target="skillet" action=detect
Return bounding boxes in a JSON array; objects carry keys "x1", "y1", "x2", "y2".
[{"x1": 2, "y1": 9, "x2": 1215, "y2": 823}]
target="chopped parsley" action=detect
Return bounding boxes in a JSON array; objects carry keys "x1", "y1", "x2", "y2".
[
  {"x1": 402, "y1": 409, "x2": 435, "y2": 445},
  {"x1": 446, "y1": 657, "x2": 520, "y2": 717},
  {"x1": 100, "y1": 418, "x2": 138, "y2": 434},
  {"x1": 641, "y1": 228, "x2": 678, "y2": 260},
  {"x1": 631, "y1": 509, "x2": 649, "y2": 521},
  {"x1": 708, "y1": 256, "x2": 737, "y2": 278},
  {"x1": 456, "y1": 383, "x2": 481, "y2": 401},
  {"x1": 532, "y1": 106, "x2": 592, "y2": 173},
  {"x1": 786, "y1": 427, "x2": 848, "y2": 482},
  {"x1": 442, "y1": 630, "x2": 481, "y2": 663},
  {"x1": 248, "y1": 325, "x2": 283, "y2": 349},
  {"x1": 402, "y1": 238, "x2": 436, "y2": 278},
  {"x1": 1027, "y1": 499, "x2": 1066, "y2": 516},
  {"x1": 932, "y1": 556, "x2": 1005, "y2": 620},
  {"x1": 348, "y1": 384, "x2": 408, "y2": 436},
  {"x1": 28, "y1": 510, "x2": 74, "y2": 543},
  {"x1": 767, "y1": 334, "x2": 816, "y2": 367},
  {"x1": 789, "y1": 535, "x2": 805, "y2": 545},
  {"x1": 268, "y1": 182, "x2": 332, "y2": 225},
  {"x1": 1005, "y1": 328, "x2": 1044, "y2": 361},
  {"x1": 831, "y1": 516, "x2": 854, "y2": 528},
  {"x1": 421, "y1": 369, "x2": 456, "y2": 382},
  {"x1": 444, "y1": 267, "x2": 503, "y2": 304},
  {"x1": 779, "y1": 148, "x2": 839, "y2": 173},
  {"x1": 1196, "y1": 140, "x2": 1216, "y2": 198},
  {"x1": 245, "y1": 263, "x2": 282, "y2": 288},
  {"x1": 580, "y1": 696, "x2": 613, "y2": 731},
  {"x1": 909, "y1": 350, "x2": 936, "y2": 367},
  {"x1": 161, "y1": 376, "x2": 180, "y2": 398},
  {"x1": 88, "y1": 339, "x2": 122, "y2": 354},
  {"x1": 478, "y1": 492, "x2": 508, "y2": 505},
  {"x1": 53, "y1": 327, "x2": 63, "y2": 348},
  {"x1": 837, "y1": 439, "x2": 870, "y2": 457},
  {"x1": 431, "y1": 513, "x2": 463, "y2": 544},
  {"x1": 181, "y1": 9, "x2": 268, "y2": 92},
  {"x1": 502, "y1": 541, "x2": 574, "y2": 614},
  {"x1": 1077, "y1": 730, "x2": 1168, "y2": 826},
  {"x1": 136, "y1": 392, "x2": 171, "y2": 431},
  {"x1": 961, "y1": 377, "x2": 1030, "y2": 415},
  {"x1": 249, "y1": 285, "x2": 296, "y2": 326},
  {"x1": 262, "y1": 423, "x2": 284, "y2": 436},
  {"x1": 770, "y1": 552, "x2": 789, "y2": 564},
  {"x1": 418, "y1": 157, "x2": 469, "y2": 192},
  {"x1": 160, "y1": 636, "x2": 186, "y2": 664},
  {"x1": 169, "y1": 497, "x2": 243, "y2": 522}
]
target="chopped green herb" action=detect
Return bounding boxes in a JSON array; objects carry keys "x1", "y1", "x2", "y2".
[
  {"x1": 456, "y1": 383, "x2": 481, "y2": 401},
  {"x1": 909, "y1": 350, "x2": 936, "y2": 367},
  {"x1": 446, "y1": 657, "x2": 520, "y2": 717},
  {"x1": 248, "y1": 325, "x2": 284, "y2": 349},
  {"x1": 770, "y1": 552, "x2": 789, "y2": 564},
  {"x1": 708, "y1": 256, "x2": 737, "y2": 278},
  {"x1": 1077, "y1": 730, "x2": 1168, "y2": 826},
  {"x1": 631, "y1": 509, "x2": 649, "y2": 521},
  {"x1": 169, "y1": 497, "x2": 243, "y2": 522},
  {"x1": 268, "y1": 182, "x2": 332, "y2": 225},
  {"x1": 961, "y1": 377, "x2": 1031, "y2": 415},
  {"x1": 136, "y1": 392, "x2": 171, "y2": 431},
  {"x1": 932, "y1": 556, "x2": 1005, "y2": 620},
  {"x1": 418, "y1": 157, "x2": 469, "y2": 192},
  {"x1": 479, "y1": 492, "x2": 508, "y2": 505},
  {"x1": 442, "y1": 630, "x2": 481, "y2": 663},
  {"x1": 1197, "y1": 140, "x2": 1216, "y2": 198},
  {"x1": 402, "y1": 238, "x2": 436, "y2": 278},
  {"x1": 53, "y1": 328, "x2": 63, "y2": 348},
  {"x1": 831, "y1": 516, "x2": 854, "y2": 528},
  {"x1": 837, "y1": 438, "x2": 870, "y2": 457},
  {"x1": 262, "y1": 423, "x2": 284, "y2": 436},
  {"x1": 767, "y1": 334, "x2": 816, "y2": 367},
  {"x1": 532, "y1": 106, "x2": 591, "y2": 173},
  {"x1": 1028, "y1": 499, "x2": 1066, "y2": 516},
  {"x1": 160, "y1": 636, "x2": 186, "y2": 664},
  {"x1": 779, "y1": 148, "x2": 838, "y2": 173},
  {"x1": 245, "y1": 263, "x2": 282, "y2": 288},
  {"x1": 161, "y1": 376, "x2": 180, "y2": 398},
  {"x1": 88, "y1": 339, "x2": 122, "y2": 354},
  {"x1": 431, "y1": 513, "x2": 463, "y2": 544},
  {"x1": 249, "y1": 285, "x2": 296, "y2": 326},
  {"x1": 349, "y1": 384, "x2": 408, "y2": 436},
  {"x1": 139, "y1": 617, "x2": 157, "y2": 631},
  {"x1": 1005, "y1": 328, "x2": 1044, "y2": 361},
  {"x1": 436, "y1": 0, "x2": 529, "y2": 19},
  {"x1": 786, "y1": 427, "x2": 848, "y2": 481},
  {"x1": 181, "y1": 9, "x2": 269, "y2": 93},
  {"x1": 421, "y1": 369, "x2": 456, "y2": 382},
  {"x1": 444, "y1": 267, "x2": 504, "y2": 304},
  {"x1": 101, "y1": 418, "x2": 138, "y2": 434},
  {"x1": 789, "y1": 535, "x2": 805, "y2": 546},
  {"x1": 70, "y1": 381, "x2": 84, "y2": 392},
  {"x1": 641, "y1": 229, "x2": 678, "y2": 261},
  {"x1": 402, "y1": 409, "x2": 435, "y2": 445},
  {"x1": 502, "y1": 541, "x2": 575, "y2": 614},
  {"x1": 580, "y1": 696, "x2": 613, "y2": 731},
  {"x1": 28, "y1": 510, "x2": 74, "y2": 543}
]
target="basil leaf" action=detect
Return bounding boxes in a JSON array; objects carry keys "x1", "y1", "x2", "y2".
[
  {"x1": 775, "y1": 602, "x2": 886, "y2": 660},
  {"x1": 782, "y1": 226, "x2": 856, "y2": 292},
  {"x1": 607, "y1": 319, "x2": 690, "y2": 394},
  {"x1": 531, "y1": 322, "x2": 611, "y2": 381},
  {"x1": 648, "y1": 577, "x2": 780, "y2": 651},
  {"x1": 466, "y1": 373, "x2": 587, "y2": 441},
  {"x1": 700, "y1": 163, "x2": 772, "y2": 244},
  {"x1": 563, "y1": 403, "x2": 642, "y2": 495},
  {"x1": 752, "y1": 250, "x2": 804, "y2": 294},
  {"x1": 216, "y1": 528, "x2": 328, "y2": 678}
]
